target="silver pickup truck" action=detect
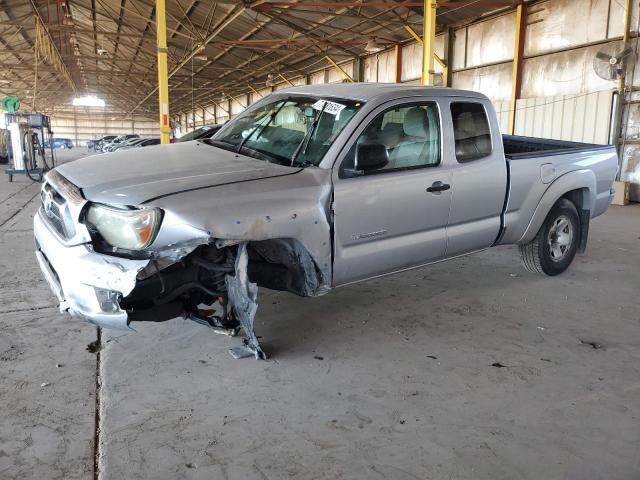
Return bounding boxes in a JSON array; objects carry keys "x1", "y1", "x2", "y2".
[{"x1": 34, "y1": 84, "x2": 618, "y2": 358}]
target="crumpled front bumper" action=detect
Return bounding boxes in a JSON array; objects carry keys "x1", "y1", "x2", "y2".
[{"x1": 34, "y1": 209, "x2": 149, "y2": 330}]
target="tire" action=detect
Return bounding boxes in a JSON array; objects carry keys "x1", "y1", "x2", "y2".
[{"x1": 519, "y1": 198, "x2": 580, "y2": 276}]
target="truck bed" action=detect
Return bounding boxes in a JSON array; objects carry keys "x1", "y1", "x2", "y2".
[
  {"x1": 503, "y1": 134, "x2": 612, "y2": 159},
  {"x1": 498, "y1": 135, "x2": 619, "y2": 246}
]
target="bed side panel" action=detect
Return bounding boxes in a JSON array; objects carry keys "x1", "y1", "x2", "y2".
[{"x1": 498, "y1": 147, "x2": 617, "y2": 245}]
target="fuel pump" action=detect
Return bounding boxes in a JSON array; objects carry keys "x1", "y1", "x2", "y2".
[{"x1": 3, "y1": 112, "x2": 54, "y2": 182}]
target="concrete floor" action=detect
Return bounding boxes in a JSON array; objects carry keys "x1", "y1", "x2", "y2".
[{"x1": 1, "y1": 149, "x2": 639, "y2": 480}]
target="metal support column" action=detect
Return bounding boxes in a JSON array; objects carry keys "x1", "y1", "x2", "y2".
[
  {"x1": 616, "y1": 0, "x2": 634, "y2": 180},
  {"x1": 156, "y1": 0, "x2": 170, "y2": 144},
  {"x1": 620, "y1": 0, "x2": 632, "y2": 94},
  {"x1": 395, "y1": 44, "x2": 402, "y2": 83},
  {"x1": 508, "y1": 2, "x2": 527, "y2": 135},
  {"x1": 443, "y1": 27, "x2": 454, "y2": 87},
  {"x1": 406, "y1": 24, "x2": 445, "y2": 86},
  {"x1": 421, "y1": 0, "x2": 436, "y2": 86}
]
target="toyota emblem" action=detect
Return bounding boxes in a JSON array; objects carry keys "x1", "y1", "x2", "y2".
[{"x1": 43, "y1": 190, "x2": 55, "y2": 218}]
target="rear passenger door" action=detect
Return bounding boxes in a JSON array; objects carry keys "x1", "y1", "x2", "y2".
[
  {"x1": 445, "y1": 100, "x2": 508, "y2": 256},
  {"x1": 332, "y1": 100, "x2": 454, "y2": 285}
]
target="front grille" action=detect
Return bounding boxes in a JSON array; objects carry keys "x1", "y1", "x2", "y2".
[{"x1": 41, "y1": 182, "x2": 76, "y2": 240}]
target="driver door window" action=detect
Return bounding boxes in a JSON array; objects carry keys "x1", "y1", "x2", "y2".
[{"x1": 342, "y1": 103, "x2": 440, "y2": 175}]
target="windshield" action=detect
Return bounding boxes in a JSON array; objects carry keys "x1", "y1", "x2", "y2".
[{"x1": 207, "y1": 96, "x2": 362, "y2": 167}]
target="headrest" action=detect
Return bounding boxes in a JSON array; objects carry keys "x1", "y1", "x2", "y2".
[
  {"x1": 381, "y1": 122, "x2": 403, "y2": 147},
  {"x1": 454, "y1": 112, "x2": 474, "y2": 138},
  {"x1": 403, "y1": 107, "x2": 429, "y2": 138}
]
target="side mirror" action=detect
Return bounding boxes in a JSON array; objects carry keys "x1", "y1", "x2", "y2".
[{"x1": 356, "y1": 143, "x2": 389, "y2": 172}]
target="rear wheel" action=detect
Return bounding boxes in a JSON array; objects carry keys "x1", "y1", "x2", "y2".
[{"x1": 519, "y1": 198, "x2": 580, "y2": 276}]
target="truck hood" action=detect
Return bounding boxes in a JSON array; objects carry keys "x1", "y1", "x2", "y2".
[{"x1": 56, "y1": 141, "x2": 300, "y2": 205}]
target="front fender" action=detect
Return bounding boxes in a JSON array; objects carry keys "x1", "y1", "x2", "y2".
[{"x1": 517, "y1": 169, "x2": 596, "y2": 245}]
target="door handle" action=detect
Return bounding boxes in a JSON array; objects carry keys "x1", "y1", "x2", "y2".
[{"x1": 426, "y1": 181, "x2": 451, "y2": 193}]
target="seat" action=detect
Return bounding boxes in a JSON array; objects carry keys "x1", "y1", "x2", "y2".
[
  {"x1": 380, "y1": 122, "x2": 404, "y2": 149},
  {"x1": 454, "y1": 111, "x2": 492, "y2": 160},
  {"x1": 390, "y1": 107, "x2": 436, "y2": 168}
]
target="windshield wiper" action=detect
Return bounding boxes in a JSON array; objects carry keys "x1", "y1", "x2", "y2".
[
  {"x1": 290, "y1": 102, "x2": 326, "y2": 167},
  {"x1": 204, "y1": 138, "x2": 237, "y2": 153},
  {"x1": 206, "y1": 139, "x2": 282, "y2": 165},
  {"x1": 236, "y1": 100, "x2": 287, "y2": 154}
]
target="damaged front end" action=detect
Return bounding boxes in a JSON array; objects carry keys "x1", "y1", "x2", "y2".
[
  {"x1": 122, "y1": 238, "x2": 327, "y2": 359},
  {"x1": 35, "y1": 168, "x2": 333, "y2": 359}
]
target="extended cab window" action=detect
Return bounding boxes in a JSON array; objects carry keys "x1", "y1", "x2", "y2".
[
  {"x1": 342, "y1": 103, "x2": 440, "y2": 176},
  {"x1": 450, "y1": 102, "x2": 492, "y2": 161}
]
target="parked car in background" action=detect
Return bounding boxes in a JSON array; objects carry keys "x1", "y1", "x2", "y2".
[
  {"x1": 44, "y1": 138, "x2": 73, "y2": 149},
  {"x1": 117, "y1": 138, "x2": 161, "y2": 151},
  {"x1": 34, "y1": 85, "x2": 618, "y2": 359},
  {"x1": 102, "y1": 134, "x2": 139, "y2": 153},
  {"x1": 91, "y1": 135, "x2": 117, "y2": 152},
  {"x1": 111, "y1": 137, "x2": 146, "y2": 152},
  {"x1": 138, "y1": 138, "x2": 161, "y2": 147},
  {"x1": 177, "y1": 124, "x2": 222, "y2": 142}
]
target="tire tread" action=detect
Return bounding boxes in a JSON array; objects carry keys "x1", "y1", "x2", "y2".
[
  {"x1": 519, "y1": 198, "x2": 579, "y2": 276},
  {"x1": 518, "y1": 229, "x2": 544, "y2": 274}
]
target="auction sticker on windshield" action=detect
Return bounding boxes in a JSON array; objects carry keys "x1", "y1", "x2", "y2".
[{"x1": 312, "y1": 99, "x2": 346, "y2": 116}]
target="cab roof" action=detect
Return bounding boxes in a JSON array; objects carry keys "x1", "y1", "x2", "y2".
[{"x1": 273, "y1": 83, "x2": 489, "y2": 103}]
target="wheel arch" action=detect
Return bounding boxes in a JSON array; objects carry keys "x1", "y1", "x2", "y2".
[
  {"x1": 245, "y1": 237, "x2": 330, "y2": 297},
  {"x1": 517, "y1": 170, "x2": 596, "y2": 245}
]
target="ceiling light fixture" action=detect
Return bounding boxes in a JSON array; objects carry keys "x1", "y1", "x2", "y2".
[
  {"x1": 72, "y1": 95, "x2": 105, "y2": 107},
  {"x1": 265, "y1": 73, "x2": 277, "y2": 87},
  {"x1": 364, "y1": 37, "x2": 384, "y2": 53}
]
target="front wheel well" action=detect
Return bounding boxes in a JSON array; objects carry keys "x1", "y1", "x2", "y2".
[{"x1": 246, "y1": 238, "x2": 325, "y2": 297}]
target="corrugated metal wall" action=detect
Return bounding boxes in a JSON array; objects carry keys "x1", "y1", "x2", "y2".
[
  {"x1": 513, "y1": 91, "x2": 614, "y2": 144},
  {"x1": 50, "y1": 108, "x2": 159, "y2": 147}
]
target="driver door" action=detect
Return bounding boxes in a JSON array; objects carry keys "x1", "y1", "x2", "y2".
[{"x1": 332, "y1": 100, "x2": 453, "y2": 285}]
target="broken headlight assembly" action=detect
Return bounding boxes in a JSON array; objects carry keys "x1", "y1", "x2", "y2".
[{"x1": 84, "y1": 203, "x2": 162, "y2": 251}]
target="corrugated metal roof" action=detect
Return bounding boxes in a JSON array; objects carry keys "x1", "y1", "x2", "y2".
[{"x1": 0, "y1": 0, "x2": 519, "y2": 115}]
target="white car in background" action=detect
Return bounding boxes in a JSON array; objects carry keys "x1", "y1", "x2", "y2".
[
  {"x1": 115, "y1": 138, "x2": 161, "y2": 151},
  {"x1": 111, "y1": 138, "x2": 146, "y2": 152},
  {"x1": 102, "y1": 134, "x2": 139, "y2": 153}
]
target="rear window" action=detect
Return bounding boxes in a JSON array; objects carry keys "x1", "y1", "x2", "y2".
[{"x1": 450, "y1": 102, "x2": 492, "y2": 162}]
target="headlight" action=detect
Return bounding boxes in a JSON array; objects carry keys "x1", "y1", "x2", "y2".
[{"x1": 85, "y1": 204, "x2": 161, "y2": 250}]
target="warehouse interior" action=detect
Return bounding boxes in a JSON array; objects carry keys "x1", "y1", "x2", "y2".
[{"x1": 1, "y1": 1, "x2": 640, "y2": 479}]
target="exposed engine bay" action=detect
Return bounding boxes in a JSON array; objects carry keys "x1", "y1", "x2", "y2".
[{"x1": 121, "y1": 239, "x2": 326, "y2": 359}]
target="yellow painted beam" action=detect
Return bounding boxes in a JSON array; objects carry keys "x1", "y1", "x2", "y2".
[
  {"x1": 421, "y1": 0, "x2": 436, "y2": 86},
  {"x1": 279, "y1": 73, "x2": 295, "y2": 87},
  {"x1": 325, "y1": 55, "x2": 354, "y2": 82},
  {"x1": 247, "y1": 85, "x2": 261, "y2": 98},
  {"x1": 395, "y1": 44, "x2": 402, "y2": 82},
  {"x1": 405, "y1": 23, "x2": 447, "y2": 85},
  {"x1": 508, "y1": 3, "x2": 526, "y2": 135},
  {"x1": 404, "y1": 24, "x2": 423, "y2": 44},
  {"x1": 156, "y1": 0, "x2": 170, "y2": 144}
]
